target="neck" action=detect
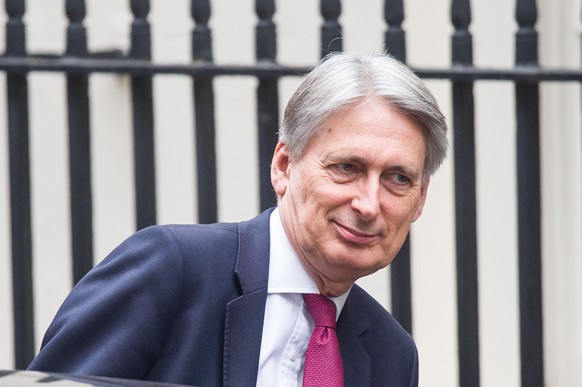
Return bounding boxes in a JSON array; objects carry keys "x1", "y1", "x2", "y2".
[{"x1": 308, "y1": 270, "x2": 353, "y2": 298}]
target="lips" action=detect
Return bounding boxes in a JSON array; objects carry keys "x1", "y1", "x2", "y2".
[{"x1": 333, "y1": 221, "x2": 379, "y2": 245}]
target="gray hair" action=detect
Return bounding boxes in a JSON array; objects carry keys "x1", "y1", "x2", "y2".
[{"x1": 279, "y1": 52, "x2": 448, "y2": 178}]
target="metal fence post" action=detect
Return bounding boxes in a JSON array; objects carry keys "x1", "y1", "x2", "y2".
[
  {"x1": 5, "y1": 0, "x2": 35, "y2": 369},
  {"x1": 66, "y1": 0, "x2": 94, "y2": 284},
  {"x1": 130, "y1": 0, "x2": 157, "y2": 230},
  {"x1": 515, "y1": 1, "x2": 544, "y2": 386},
  {"x1": 451, "y1": 0, "x2": 480, "y2": 386},
  {"x1": 191, "y1": 0, "x2": 218, "y2": 223},
  {"x1": 256, "y1": 0, "x2": 279, "y2": 211},
  {"x1": 320, "y1": 0, "x2": 342, "y2": 57}
]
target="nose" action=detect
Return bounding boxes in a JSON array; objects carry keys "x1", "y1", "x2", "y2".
[{"x1": 351, "y1": 179, "x2": 381, "y2": 219}]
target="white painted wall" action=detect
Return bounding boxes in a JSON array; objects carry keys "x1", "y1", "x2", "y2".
[{"x1": 1, "y1": 1, "x2": 581, "y2": 386}]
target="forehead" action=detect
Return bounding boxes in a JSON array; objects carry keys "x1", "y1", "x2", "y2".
[{"x1": 304, "y1": 99, "x2": 426, "y2": 167}]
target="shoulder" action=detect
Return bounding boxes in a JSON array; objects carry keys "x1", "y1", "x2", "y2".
[
  {"x1": 97, "y1": 209, "x2": 273, "y2": 287},
  {"x1": 128, "y1": 221, "x2": 239, "y2": 247},
  {"x1": 121, "y1": 208, "x2": 274, "y2": 257},
  {"x1": 345, "y1": 285, "x2": 414, "y2": 346},
  {"x1": 99, "y1": 222, "x2": 239, "y2": 266}
]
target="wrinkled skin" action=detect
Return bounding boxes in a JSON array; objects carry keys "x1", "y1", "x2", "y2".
[{"x1": 271, "y1": 98, "x2": 430, "y2": 297}]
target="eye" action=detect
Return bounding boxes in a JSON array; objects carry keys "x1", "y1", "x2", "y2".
[
  {"x1": 385, "y1": 172, "x2": 411, "y2": 187},
  {"x1": 395, "y1": 173, "x2": 410, "y2": 184},
  {"x1": 328, "y1": 163, "x2": 359, "y2": 183},
  {"x1": 337, "y1": 163, "x2": 355, "y2": 173}
]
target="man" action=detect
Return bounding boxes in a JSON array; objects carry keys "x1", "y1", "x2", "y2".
[{"x1": 29, "y1": 52, "x2": 448, "y2": 387}]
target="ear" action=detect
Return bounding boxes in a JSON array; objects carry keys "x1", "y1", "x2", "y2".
[
  {"x1": 271, "y1": 141, "x2": 291, "y2": 198},
  {"x1": 412, "y1": 178, "x2": 430, "y2": 222}
]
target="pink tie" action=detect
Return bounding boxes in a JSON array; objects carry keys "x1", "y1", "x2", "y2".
[{"x1": 302, "y1": 293, "x2": 344, "y2": 387}]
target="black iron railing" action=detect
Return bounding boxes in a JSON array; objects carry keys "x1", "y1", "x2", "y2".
[{"x1": 2, "y1": 0, "x2": 574, "y2": 386}]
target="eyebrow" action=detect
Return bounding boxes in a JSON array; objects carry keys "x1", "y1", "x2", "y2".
[{"x1": 327, "y1": 154, "x2": 367, "y2": 166}]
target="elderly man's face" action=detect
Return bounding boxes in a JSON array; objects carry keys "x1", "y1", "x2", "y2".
[{"x1": 272, "y1": 98, "x2": 429, "y2": 295}]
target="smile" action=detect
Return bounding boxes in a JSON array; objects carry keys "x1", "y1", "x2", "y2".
[{"x1": 333, "y1": 221, "x2": 379, "y2": 245}]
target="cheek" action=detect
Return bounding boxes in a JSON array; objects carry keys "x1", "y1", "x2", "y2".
[
  {"x1": 291, "y1": 172, "x2": 344, "y2": 208},
  {"x1": 286, "y1": 176, "x2": 329, "y2": 231},
  {"x1": 384, "y1": 189, "x2": 424, "y2": 214},
  {"x1": 380, "y1": 196, "x2": 423, "y2": 231}
]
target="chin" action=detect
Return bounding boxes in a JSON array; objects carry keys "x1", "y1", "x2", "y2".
[{"x1": 331, "y1": 255, "x2": 387, "y2": 277}]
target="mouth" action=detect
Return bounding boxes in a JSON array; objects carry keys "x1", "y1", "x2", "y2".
[{"x1": 333, "y1": 221, "x2": 379, "y2": 245}]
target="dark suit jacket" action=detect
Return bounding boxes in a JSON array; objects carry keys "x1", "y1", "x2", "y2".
[{"x1": 28, "y1": 209, "x2": 418, "y2": 386}]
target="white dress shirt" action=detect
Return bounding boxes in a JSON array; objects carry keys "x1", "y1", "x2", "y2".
[{"x1": 256, "y1": 208, "x2": 350, "y2": 387}]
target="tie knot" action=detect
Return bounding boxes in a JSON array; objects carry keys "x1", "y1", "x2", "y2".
[{"x1": 303, "y1": 293, "x2": 337, "y2": 328}]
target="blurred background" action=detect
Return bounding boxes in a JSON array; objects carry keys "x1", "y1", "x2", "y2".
[{"x1": 1, "y1": 1, "x2": 581, "y2": 386}]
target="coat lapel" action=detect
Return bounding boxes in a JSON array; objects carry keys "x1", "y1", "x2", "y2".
[
  {"x1": 223, "y1": 288, "x2": 268, "y2": 387},
  {"x1": 337, "y1": 290, "x2": 372, "y2": 387},
  {"x1": 223, "y1": 209, "x2": 273, "y2": 387}
]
